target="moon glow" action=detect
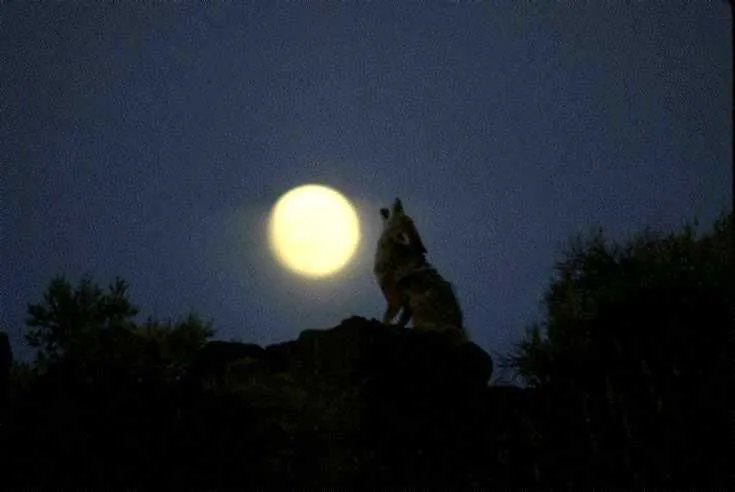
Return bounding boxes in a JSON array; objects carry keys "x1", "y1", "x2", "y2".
[{"x1": 268, "y1": 184, "x2": 361, "y2": 278}]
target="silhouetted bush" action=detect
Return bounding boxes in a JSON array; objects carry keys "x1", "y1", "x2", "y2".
[{"x1": 507, "y1": 211, "x2": 733, "y2": 486}]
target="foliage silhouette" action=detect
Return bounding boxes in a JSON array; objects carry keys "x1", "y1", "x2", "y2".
[
  {"x1": 1, "y1": 212, "x2": 731, "y2": 487},
  {"x1": 507, "y1": 210, "x2": 733, "y2": 485},
  {"x1": 25, "y1": 276, "x2": 139, "y2": 368},
  {"x1": 24, "y1": 275, "x2": 214, "y2": 384}
]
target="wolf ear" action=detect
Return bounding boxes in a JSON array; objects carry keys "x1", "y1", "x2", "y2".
[{"x1": 393, "y1": 198, "x2": 404, "y2": 214}]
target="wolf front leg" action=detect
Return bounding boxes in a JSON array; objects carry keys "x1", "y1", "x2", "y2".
[
  {"x1": 395, "y1": 302, "x2": 413, "y2": 328},
  {"x1": 383, "y1": 304, "x2": 400, "y2": 325},
  {"x1": 380, "y1": 283, "x2": 404, "y2": 326}
]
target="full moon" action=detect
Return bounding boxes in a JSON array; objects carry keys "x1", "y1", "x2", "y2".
[{"x1": 268, "y1": 184, "x2": 361, "y2": 278}]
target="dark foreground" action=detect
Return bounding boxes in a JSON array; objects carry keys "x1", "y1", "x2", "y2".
[{"x1": 0, "y1": 316, "x2": 727, "y2": 488}]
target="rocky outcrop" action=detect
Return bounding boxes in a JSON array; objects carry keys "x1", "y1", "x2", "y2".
[
  {"x1": 187, "y1": 340, "x2": 265, "y2": 388},
  {"x1": 0, "y1": 332, "x2": 10, "y2": 407},
  {"x1": 186, "y1": 316, "x2": 493, "y2": 393},
  {"x1": 181, "y1": 316, "x2": 495, "y2": 487}
]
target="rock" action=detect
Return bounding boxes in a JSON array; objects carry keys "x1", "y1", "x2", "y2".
[
  {"x1": 262, "y1": 316, "x2": 493, "y2": 391},
  {"x1": 186, "y1": 340, "x2": 265, "y2": 388},
  {"x1": 0, "y1": 331, "x2": 11, "y2": 406},
  {"x1": 185, "y1": 316, "x2": 494, "y2": 396},
  {"x1": 0, "y1": 332, "x2": 10, "y2": 381}
]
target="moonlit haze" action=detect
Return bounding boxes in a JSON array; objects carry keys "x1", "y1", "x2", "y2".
[{"x1": 1, "y1": 2, "x2": 730, "y2": 373}]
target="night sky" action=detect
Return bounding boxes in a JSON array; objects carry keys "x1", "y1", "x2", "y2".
[{"x1": 2, "y1": 2, "x2": 731, "y2": 376}]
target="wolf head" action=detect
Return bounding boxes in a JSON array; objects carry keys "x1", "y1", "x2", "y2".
[
  {"x1": 380, "y1": 197, "x2": 403, "y2": 221},
  {"x1": 379, "y1": 198, "x2": 427, "y2": 254}
]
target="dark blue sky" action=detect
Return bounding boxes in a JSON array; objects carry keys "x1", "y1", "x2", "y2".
[{"x1": 2, "y1": 2, "x2": 731, "y2": 377}]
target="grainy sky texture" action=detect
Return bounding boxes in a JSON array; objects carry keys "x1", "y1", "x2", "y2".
[{"x1": 2, "y1": 2, "x2": 732, "y2": 375}]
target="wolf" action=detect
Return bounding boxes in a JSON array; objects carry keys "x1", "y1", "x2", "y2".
[{"x1": 373, "y1": 198, "x2": 467, "y2": 342}]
